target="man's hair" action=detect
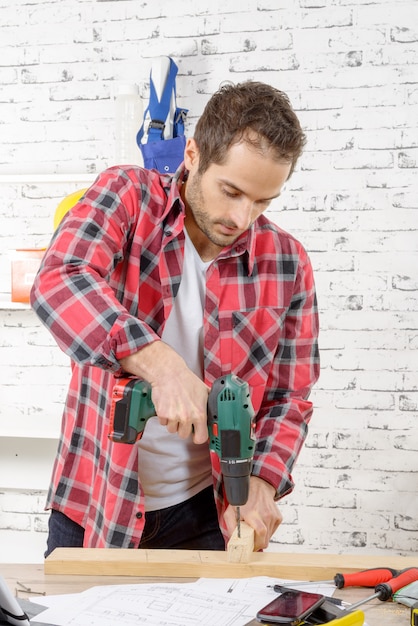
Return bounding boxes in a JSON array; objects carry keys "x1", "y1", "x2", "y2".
[{"x1": 193, "y1": 81, "x2": 306, "y2": 177}]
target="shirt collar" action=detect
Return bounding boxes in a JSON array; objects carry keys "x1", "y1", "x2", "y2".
[
  {"x1": 215, "y1": 225, "x2": 256, "y2": 276},
  {"x1": 159, "y1": 165, "x2": 187, "y2": 236}
]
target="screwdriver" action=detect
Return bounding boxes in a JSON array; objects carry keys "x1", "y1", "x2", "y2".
[
  {"x1": 287, "y1": 567, "x2": 400, "y2": 589},
  {"x1": 346, "y1": 567, "x2": 418, "y2": 612}
]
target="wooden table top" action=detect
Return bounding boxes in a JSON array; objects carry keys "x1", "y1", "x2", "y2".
[{"x1": 0, "y1": 562, "x2": 412, "y2": 626}]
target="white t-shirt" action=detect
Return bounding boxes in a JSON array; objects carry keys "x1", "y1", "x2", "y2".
[{"x1": 136, "y1": 229, "x2": 213, "y2": 511}]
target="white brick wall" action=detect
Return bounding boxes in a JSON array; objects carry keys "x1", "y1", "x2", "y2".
[{"x1": 0, "y1": 0, "x2": 417, "y2": 562}]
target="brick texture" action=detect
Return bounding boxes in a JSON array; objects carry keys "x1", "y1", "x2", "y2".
[{"x1": 0, "y1": 0, "x2": 416, "y2": 562}]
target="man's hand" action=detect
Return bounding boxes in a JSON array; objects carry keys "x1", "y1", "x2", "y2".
[
  {"x1": 224, "y1": 476, "x2": 282, "y2": 551},
  {"x1": 119, "y1": 341, "x2": 209, "y2": 444}
]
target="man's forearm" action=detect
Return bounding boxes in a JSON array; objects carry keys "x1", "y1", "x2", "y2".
[
  {"x1": 119, "y1": 341, "x2": 210, "y2": 443},
  {"x1": 119, "y1": 340, "x2": 188, "y2": 383}
]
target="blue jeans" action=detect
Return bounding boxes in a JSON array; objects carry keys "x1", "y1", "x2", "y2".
[{"x1": 45, "y1": 486, "x2": 225, "y2": 557}]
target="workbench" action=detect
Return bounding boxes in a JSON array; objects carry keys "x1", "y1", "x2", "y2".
[{"x1": 1, "y1": 552, "x2": 413, "y2": 626}]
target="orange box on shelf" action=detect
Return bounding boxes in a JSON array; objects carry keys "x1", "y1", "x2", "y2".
[{"x1": 11, "y1": 248, "x2": 46, "y2": 303}]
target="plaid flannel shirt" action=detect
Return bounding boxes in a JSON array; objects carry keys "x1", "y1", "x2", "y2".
[{"x1": 31, "y1": 164, "x2": 319, "y2": 548}]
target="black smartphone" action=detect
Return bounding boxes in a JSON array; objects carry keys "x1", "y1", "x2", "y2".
[{"x1": 256, "y1": 589, "x2": 325, "y2": 624}]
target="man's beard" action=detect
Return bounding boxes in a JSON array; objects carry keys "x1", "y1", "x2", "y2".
[{"x1": 185, "y1": 173, "x2": 241, "y2": 248}]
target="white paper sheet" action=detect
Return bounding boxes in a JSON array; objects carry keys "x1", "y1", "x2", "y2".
[{"x1": 31, "y1": 576, "x2": 363, "y2": 626}]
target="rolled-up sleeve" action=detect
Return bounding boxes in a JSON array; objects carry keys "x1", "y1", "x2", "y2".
[{"x1": 30, "y1": 166, "x2": 164, "y2": 371}]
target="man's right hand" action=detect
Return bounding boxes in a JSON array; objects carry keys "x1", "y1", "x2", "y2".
[{"x1": 119, "y1": 341, "x2": 210, "y2": 444}]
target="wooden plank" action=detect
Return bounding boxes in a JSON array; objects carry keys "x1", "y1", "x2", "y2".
[
  {"x1": 44, "y1": 548, "x2": 418, "y2": 579},
  {"x1": 227, "y1": 522, "x2": 254, "y2": 563}
]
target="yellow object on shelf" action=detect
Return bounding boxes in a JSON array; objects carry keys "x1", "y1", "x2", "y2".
[{"x1": 53, "y1": 188, "x2": 88, "y2": 230}]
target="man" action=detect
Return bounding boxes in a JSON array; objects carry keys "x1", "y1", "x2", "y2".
[{"x1": 31, "y1": 81, "x2": 319, "y2": 557}]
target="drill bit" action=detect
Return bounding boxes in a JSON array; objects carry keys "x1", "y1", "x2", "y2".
[{"x1": 236, "y1": 506, "x2": 241, "y2": 538}]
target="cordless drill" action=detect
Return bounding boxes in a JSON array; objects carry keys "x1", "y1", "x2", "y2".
[{"x1": 109, "y1": 374, "x2": 256, "y2": 535}]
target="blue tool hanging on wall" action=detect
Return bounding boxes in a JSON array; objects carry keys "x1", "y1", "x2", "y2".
[{"x1": 137, "y1": 56, "x2": 188, "y2": 174}]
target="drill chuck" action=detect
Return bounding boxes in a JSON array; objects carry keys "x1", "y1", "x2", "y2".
[{"x1": 221, "y1": 459, "x2": 252, "y2": 506}]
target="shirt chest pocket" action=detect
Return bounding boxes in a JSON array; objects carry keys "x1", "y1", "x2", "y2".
[{"x1": 220, "y1": 307, "x2": 287, "y2": 407}]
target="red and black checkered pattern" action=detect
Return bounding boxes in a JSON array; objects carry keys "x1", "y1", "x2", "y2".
[{"x1": 31, "y1": 164, "x2": 319, "y2": 548}]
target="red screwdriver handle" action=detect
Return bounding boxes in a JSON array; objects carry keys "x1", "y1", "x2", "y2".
[
  {"x1": 376, "y1": 567, "x2": 418, "y2": 601},
  {"x1": 334, "y1": 568, "x2": 398, "y2": 589}
]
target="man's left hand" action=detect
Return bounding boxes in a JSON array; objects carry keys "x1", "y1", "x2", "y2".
[{"x1": 224, "y1": 476, "x2": 282, "y2": 552}]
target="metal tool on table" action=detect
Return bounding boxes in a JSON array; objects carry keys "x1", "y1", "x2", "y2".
[
  {"x1": 271, "y1": 567, "x2": 418, "y2": 624},
  {"x1": 108, "y1": 373, "x2": 255, "y2": 538},
  {"x1": 286, "y1": 566, "x2": 403, "y2": 589},
  {"x1": 272, "y1": 585, "x2": 345, "y2": 606},
  {"x1": 344, "y1": 567, "x2": 418, "y2": 612}
]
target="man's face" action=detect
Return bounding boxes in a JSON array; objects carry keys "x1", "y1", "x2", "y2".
[{"x1": 182, "y1": 137, "x2": 292, "y2": 259}]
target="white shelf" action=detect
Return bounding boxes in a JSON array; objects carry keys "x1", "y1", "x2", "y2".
[
  {"x1": 0, "y1": 430, "x2": 59, "y2": 440},
  {"x1": 0, "y1": 438, "x2": 58, "y2": 489},
  {"x1": 0, "y1": 173, "x2": 95, "y2": 184},
  {"x1": 0, "y1": 409, "x2": 66, "y2": 439},
  {"x1": 0, "y1": 300, "x2": 30, "y2": 310}
]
